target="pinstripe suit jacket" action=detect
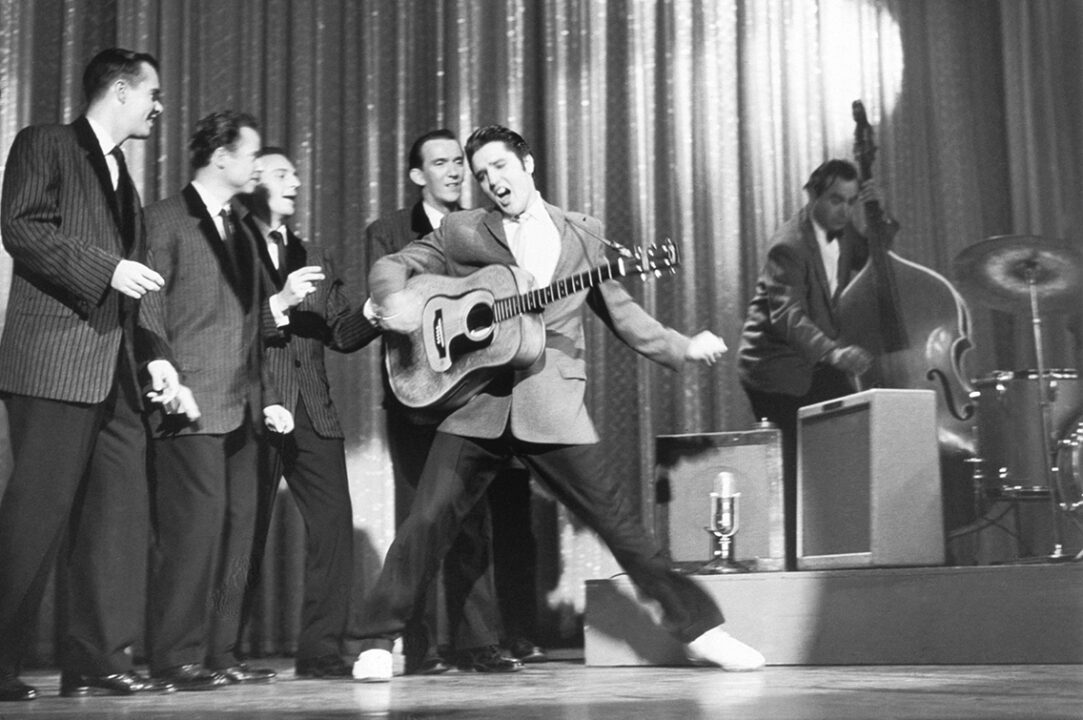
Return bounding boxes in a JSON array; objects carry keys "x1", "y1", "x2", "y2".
[
  {"x1": 140, "y1": 185, "x2": 277, "y2": 436},
  {"x1": 0, "y1": 117, "x2": 143, "y2": 403},
  {"x1": 253, "y1": 222, "x2": 379, "y2": 439},
  {"x1": 369, "y1": 203, "x2": 691, "y2": 444}
]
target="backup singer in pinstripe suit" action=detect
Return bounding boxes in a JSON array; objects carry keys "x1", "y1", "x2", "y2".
[
  {"x1": 238, "y1": 147, "x2": 379, "y2": 678},
  {"x1": 139, "y1": 112, "x2": 288, "y2": 691},
  {"x1": 0, "y1": 49, "x2": 178, "y2": 702}
]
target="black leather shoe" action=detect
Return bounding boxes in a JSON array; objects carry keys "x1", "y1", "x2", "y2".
[
  {"x1": 295, "y1": 655, "x2": 352, "y2": 678},
  {"x1": 455, "y1": 645, "x2": 523, "y2": 673},
  {"x1": 60, "y1": 670, "x2": 176, "y2": 697},
  {"x1": 216, "y1": 663, "x2": 276, "y2": 684},
  {"x1": 0, "y1": 673, "x2": 37, "y2": 702},
  {"x1": 404, "y1": 654, "x2": 451, "y2": 676},
  {"x1": 507, "y1": 638, "x2": 549, "y2": 664},
  {"x1": 153, "y1": 664, "x2": 229, "y2": 691}
]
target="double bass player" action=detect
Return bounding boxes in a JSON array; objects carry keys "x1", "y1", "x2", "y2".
[{"x1": 737, "y1": 158, "x2": 896, "y2": 570}]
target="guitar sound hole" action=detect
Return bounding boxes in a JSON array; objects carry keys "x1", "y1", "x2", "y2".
[{"x1": 465, "y1": 302, "x2": 495, "y2": 341}]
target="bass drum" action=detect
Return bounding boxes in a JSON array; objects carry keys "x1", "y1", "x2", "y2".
[{"x1": 1054, "y1": 421, "x2": 1083, "y2": 512}]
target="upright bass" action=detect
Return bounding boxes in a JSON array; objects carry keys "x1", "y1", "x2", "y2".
[{"x1": 836, "y1": 100, "x2": 977, "y2": 524}]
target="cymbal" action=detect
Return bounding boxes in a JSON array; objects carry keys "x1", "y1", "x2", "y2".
[{"x1": 953, "y1": 235, "x2": 1083, "y2": 312}]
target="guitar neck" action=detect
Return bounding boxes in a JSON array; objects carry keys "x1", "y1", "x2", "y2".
[{"x1": 494, "y1": 257, "x2": 629, "y2": 322}]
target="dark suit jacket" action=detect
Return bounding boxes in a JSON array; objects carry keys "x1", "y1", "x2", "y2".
[
  {"x1": 737, "y1": 207, "x2": 874, "y2": 397},
  {"x1": 252, "y1": 222, "x2": 379, "y2": 438},
  {"x1": 368, "y1": 203, "x2": 690, "y2": 444},
  {"x1": 141, "y1": 185, "x2": 276, "y2": 436},
  {"x1": 0, "y1": 117, "x2": 143, "y2": 403}
]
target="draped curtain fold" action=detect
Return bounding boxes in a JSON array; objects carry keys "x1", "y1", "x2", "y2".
[{"x1": 1, "y1": 0, "x2": 1079, "y2": 659}]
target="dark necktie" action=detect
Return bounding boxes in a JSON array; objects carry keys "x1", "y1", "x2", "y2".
[
  {"x1": 269, "y1": 229, "x2": 287, "y2": 280},
  {"x1": 826, "y1": 229, "x2": 843, "y2": 243},
  {"x1": 110, "y1": 146, "x2": 135, "y2": 253},
  {"x1": 219, "y1": 206, "x2": 242, "y2": 277}
]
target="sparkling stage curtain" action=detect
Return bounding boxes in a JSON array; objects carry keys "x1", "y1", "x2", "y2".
[{"x1": 1, "y1": 0, "x2": 1080, "y2": 659}]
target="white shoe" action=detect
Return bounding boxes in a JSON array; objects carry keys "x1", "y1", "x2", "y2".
[
  {"x1": 685, "y1": 626, "x2": 765, "y2": 671},
  {"x1": 352, "y1": 649, "x2": 393, "y2": 682}
]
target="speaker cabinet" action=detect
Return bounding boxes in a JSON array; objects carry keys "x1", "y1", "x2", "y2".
[
  {"x1": 797, "y1": 389, "x2": 944, "y2": 569},
  {"x1": 655, "y1": 429, "x2": 785, "y2": 571}
]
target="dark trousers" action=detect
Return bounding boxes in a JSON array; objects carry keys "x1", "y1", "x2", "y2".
[
  {"x1": 246, "y1": 398, "x2": 354, "y2": 660},
  {"x1": 147, "y1": 425, "x2": 259, "y2": 672},
  {"x1": 487, "y1": 466, "x2": 538, "y2": 642},
  {"x1": 355, "y1": 432, "x2": 723, "y2": 649},
  {"x1": 743, "y1": 364, "x2": 854, "y2": 569},
  {"x1": 0, "y1": 355, "x2": 148, "y2": 676},
  {"x1": 385, "y1": 409, "x2": 498, "y2": 655}
]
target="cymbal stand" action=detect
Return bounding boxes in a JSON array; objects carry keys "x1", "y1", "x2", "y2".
[{"x1": 1024, "y1": 261, "x2": 1068, "y2": 559}]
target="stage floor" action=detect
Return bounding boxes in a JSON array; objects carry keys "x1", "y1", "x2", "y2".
[{"x1": 2, "y1": 655, "x2": 1080, "y2": 719}]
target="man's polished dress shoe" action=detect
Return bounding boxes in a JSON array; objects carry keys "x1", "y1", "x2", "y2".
[
  {"x1": 216, "y1": 663, "x2": 276, "y2": 684},
  {"x1": 152, "y1": 664, "x2": 229, "y2": 691},
  {"x1": 295, "y1": 655, "x2": 352, "y2": 678},
  {"x1": 59, "y1": 670, "x2": 176, "y2": 697},
  {"x1": 0, "y1": 673, "x2": 37, "y2": 702},
  {"x1": 506, "y1": 637, "x2": 548, "y2": 664},
  {"x1": 455, "y1": 645, "x2": 523, "y2": 673},
  {"x1": 404, "y1": 653, "x2": 451, "y2": 676}
]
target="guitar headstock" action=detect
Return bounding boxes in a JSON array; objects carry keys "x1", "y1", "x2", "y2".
[{"x1": 632, "y1": 238, "x2": 681, "y2": 278}]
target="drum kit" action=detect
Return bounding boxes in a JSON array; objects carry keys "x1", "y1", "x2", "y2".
[{"x1": 953, "y1": 235, "x2": 1083, "y2": 558}]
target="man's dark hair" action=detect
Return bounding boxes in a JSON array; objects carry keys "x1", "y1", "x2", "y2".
[
  {"x1": 464, "y1": 125, "x2": 531, "y2": 168},
  {"x1": 82, "y1": 48, "x2": 159, "y2": 104},
  {"x1": 803, "y1": 159, "x2": 860, "y2": 198},
  {"x1": 408, "y1": 129, "x2": 458, "y2": 170},
  {"x1": 188, "y1": 110, "x2": 260, "y2": 170},
  {"x1": 257, "y1": 146, "x2": 291, "y2": 161}
]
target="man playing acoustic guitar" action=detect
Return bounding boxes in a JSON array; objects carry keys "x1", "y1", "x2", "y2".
[{"x1": 351, "y1": 124, "x2": 764, "y2": 681}]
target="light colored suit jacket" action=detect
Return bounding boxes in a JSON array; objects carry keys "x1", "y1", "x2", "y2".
[
  {"x1": 141, "y1": 185, "x2": 275, "y2": 436},
  {"x1": 0, "y1": 117, "x2": 142, "y2": 403},
  {"x1": 369, "y1": 203, "x2": 690, "y2": 444}
]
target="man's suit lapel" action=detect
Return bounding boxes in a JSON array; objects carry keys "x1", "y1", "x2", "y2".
[
  {"x1": 244, "y1": 213, "x2": 282, "y2": 289},
  {"x1": 284, "y1": 229, "x2": 307, "y2": 275},
  {"x1": 798, "y1": 211, "x2": 836, "y2": 313},
  {"x1": 546, "y1": 203, "x2": 587, "y2": 281},
  {"x1": 73, "y1": 117, "x2": 118, "y2": 220},
  {"x1": 481, "y1": 210, "x2": 514, "y2": 259},
  {"x1": 409, "y1": 201, "x2": 434, "y2": 239},
  {"x1": 182, "y1": 184, "x2": 247, "y2": 303}
]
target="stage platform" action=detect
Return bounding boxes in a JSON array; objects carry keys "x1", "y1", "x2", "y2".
[{"x1": 584, "y1": 563, "x2": 1083, "y2": 666}]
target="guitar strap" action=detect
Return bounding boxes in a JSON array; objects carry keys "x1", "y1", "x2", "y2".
[{"x1": 566, "y1": 216, "x2": 636, "y2": 258}]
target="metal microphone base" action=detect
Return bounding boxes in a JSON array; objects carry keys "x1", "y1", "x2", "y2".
[{"x1": 698, "y1": 536, "x2": 750, "y2": 574}]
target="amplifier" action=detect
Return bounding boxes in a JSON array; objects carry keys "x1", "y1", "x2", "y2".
[
  {"x1": 655, "y1": 429, "x2": 785, "y2": 572},
  {"x1": 797, "y1": 389, "x2": 944, "y2": 569}
]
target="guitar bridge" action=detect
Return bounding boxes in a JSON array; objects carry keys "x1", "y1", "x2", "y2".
[{"x1": 432, "y1": 308, "x2": 446, "y2": 360}]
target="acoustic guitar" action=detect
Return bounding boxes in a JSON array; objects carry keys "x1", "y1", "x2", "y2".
[{"x1": 385, "y1": 239, "x2": 680, "y2": 412}]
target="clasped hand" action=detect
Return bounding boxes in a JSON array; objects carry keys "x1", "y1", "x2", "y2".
[
  {"x1": 264, "y1": 404, "x2": 294, "y2": 434},
  {"x1": 373, "y1": 289, "x2": 423, "y2": 333},
  {"x1": 685, "y1": 330, "x2": 728, "y2": 366},
  {"x1": 276, "y1": 266, "x2": 325, "y2": 309},
  {"x1": 145, "y1": 359, "x2": 201, "y2": 420},
  {"x1": 111, "y1": 259, "x2": 164, "y2": 298}
]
